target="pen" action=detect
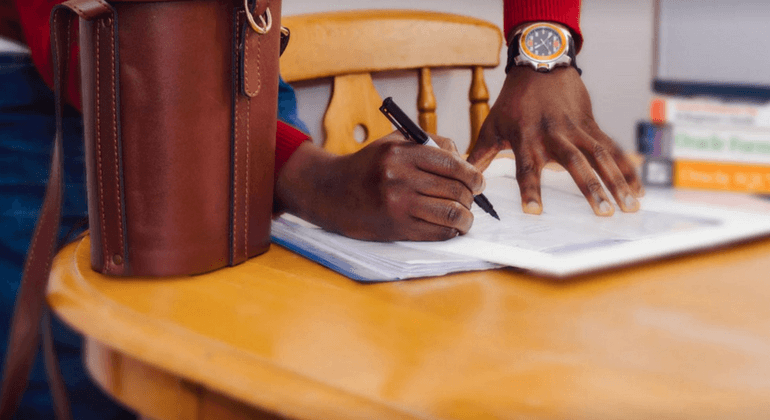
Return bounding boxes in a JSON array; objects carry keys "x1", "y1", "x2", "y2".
[{"x1": 379, "y1": 97, "x2": 500, "y2": 221}]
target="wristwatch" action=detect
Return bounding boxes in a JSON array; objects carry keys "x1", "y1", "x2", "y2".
[{"x1": 505, "y1": 22, "x2": 581, "y2": 75}]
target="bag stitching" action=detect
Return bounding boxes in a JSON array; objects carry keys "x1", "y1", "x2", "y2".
[
  {"x1": 245, "y1": 98, "x2": 249, "y2": 257},
  {"x1": 233, "y1": 18, "x2": 241, "y2": 259},
  {"x1": 108, "y1": 17, "x2": 125, "y2": 262},
  {"x1": 96, "y1": 17, "x2": 108, "y2": 265},
  {"x1": 244, "y1": 31, "x2": 262, "y2": 97}
]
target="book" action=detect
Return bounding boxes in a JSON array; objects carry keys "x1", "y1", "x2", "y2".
[
  {"x1": 271, "y1": 158, "x2": 770, "y2": 280},
  {"x1": 650, "y1": 95, "x2": 770, "y2": 127},
  {"x1": 637, "y1": 121, "x2": 770, "y2": 164},
  {"x1": 638, "y1": 121, "x2": 770, "y2": 194},
  {"x1": 644, "y1": 157, "x2": 770, "y2": 194}
]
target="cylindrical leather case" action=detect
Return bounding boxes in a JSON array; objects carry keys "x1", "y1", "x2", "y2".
[{"x1": 78, "y1": 0, "x2": 279, "y2": 276}]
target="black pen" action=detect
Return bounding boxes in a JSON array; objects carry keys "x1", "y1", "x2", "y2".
[{"x1": 379, "y1": 97, "x2": 500, "y2": 221}]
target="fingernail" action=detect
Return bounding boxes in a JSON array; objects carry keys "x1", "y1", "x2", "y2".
[
  {"x1": 524, "y1": 201, "x2": 541, "y2": 214},
  {"x1": 480, "y1": 176, "x2": 487, "y2": 193},
  {"x1": 599, "y1": 201, "x2": 612, "y2": 214},
  {"x1": 624, "y1": 195, "x2": 639, "y2": 210}
]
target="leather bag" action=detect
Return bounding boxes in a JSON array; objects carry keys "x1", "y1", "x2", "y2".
[{"x1": 1, "y1": 0, "x2": 284, "y2": 417}]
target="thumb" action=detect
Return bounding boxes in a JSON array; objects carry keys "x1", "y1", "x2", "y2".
[{"x1": 467, "y1": 122, "x2": 503, "y2": 172}]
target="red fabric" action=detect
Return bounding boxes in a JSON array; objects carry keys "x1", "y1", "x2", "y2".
[
  {"x1": 275, "y1": 121, "x2": 309, "y2": 176},
  {"x1": 504, "y1": 0, "x2": 582, "y2": 51},
  {"x1": 14, "y1": 0, "x2": 81, "y2": 109}
]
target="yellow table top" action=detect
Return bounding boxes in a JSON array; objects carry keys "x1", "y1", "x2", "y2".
[{"x1": 49, "y1": 230, "x2": 770, "y2": 419}]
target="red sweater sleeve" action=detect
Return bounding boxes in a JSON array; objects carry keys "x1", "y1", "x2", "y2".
[
  {"x1": 15, "y1": 0, "x2": 81, "y2": 109},
  {"x1": 14, "y1": 0, "x2": 307, "y2": 174},
  {"x1": 504, "y1": 0, "x2": 583, "y2": 51},
  {"x1": 275, "y1": 121, "x2": 309, "y2": 176}
]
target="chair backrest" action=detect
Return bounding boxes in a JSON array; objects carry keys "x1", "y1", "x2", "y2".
[{"x1": 280, "y1": 10, "x2": 502, "y2": 155}]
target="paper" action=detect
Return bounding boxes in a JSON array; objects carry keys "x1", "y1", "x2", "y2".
[
  {"x1": 271, "y1": 215, "x2": 500, "y2": 281},
  {"x1": 401, "y1": 159, "x2": 770, "y2": 276},
  {"x1": 272, "y1": 158, "x2": 770, "y2": 280}
]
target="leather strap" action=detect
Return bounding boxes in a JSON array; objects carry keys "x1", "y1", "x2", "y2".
[{"x1": 0, "y1": 2, "x2": 112, "y2": 419}]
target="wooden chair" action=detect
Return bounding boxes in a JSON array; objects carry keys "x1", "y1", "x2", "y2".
[{"x1": 279, "y1": 10, "x2": 503, "y2": 155}]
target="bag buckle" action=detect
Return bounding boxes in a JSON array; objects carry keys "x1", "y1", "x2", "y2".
[{"x1": 244, "y1": 0, "x2": 272, "y2": 34}]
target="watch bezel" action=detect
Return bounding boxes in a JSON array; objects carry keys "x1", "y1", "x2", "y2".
[{"x1": 518, "y1": 22, "x2": 569, "y2": 64}]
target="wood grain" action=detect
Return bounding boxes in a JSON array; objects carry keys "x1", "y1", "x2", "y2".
[{"x1": 49, "y1": 223, "x2": 770, "y2": 419}]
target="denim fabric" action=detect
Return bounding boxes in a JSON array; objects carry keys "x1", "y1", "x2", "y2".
[{"x1": 0, "y1": 53, "x2": 305, "y2": 419}]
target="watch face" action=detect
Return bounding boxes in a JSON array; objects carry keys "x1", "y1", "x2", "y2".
[{"x1": 521, "y1": 24, "x2": 567, "y2": 62}]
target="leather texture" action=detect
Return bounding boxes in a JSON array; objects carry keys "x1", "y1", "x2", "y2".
[
  {"x1": 1, "y1": 0, "x2": 281, "y2": 418},
  {"x1": 83, "y1": 0, "x2": 280, "y2": 275}
]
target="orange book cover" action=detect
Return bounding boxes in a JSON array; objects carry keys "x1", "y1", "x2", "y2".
[
  {"x1": 650, "y1": 96, "x2": 770, "y2": 127},
  {"x1": 674, "y1": 160, "x2": 770, "y2": 194}
]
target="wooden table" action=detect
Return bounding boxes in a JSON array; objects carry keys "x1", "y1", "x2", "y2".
[{"x1": 48, "y1": 196, "x2": 770, "y2": 419}]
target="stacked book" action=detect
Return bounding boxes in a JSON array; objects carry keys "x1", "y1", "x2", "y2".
[{"x1": 638, "y1": 95, "x2": 770, "y2": 194}]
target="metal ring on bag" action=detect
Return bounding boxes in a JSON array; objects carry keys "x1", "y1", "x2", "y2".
[{"x1": 244, "y1": 0, "x2": 272, "y2": 34}]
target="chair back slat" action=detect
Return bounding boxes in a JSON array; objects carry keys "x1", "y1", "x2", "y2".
[{"x1": 280, "y1": 10, "x2": 502, "y2": 154}]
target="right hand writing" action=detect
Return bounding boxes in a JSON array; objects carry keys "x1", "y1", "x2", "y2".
[{"x1": 274, "y1": 131, "x2": 486, "y2": 241}]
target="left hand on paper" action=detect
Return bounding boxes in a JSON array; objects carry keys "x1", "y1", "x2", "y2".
[{"x1": 467, "y1": 66, "x2": 644, "y2": 216}]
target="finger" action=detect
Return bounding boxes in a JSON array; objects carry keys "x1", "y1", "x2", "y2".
[
  {"x1": 414, "y1": 172, "x2": 475, "y2": 210},
  {"x1": 467, "y1": 121, "x2": 507, "y2": 173},
  {"x1": 409, "y1": 196, "x2": 474, "y2": 235},
  {"x1": 401, "y1": 219, "x2": 460, "y2": 242},
  {"x1": 585, "y1": 123, "x2": 645, "y2": 198},
  {"x1": 410, "y1": 147, "x2": 486, "y2": 195},
  {"x1": 430, "y1": 133, "x2": 460, "y2": 155},
  {"x1": 572, "y1": 129, "x2": 640, "y2": 213},
  {"x1": 550, "y1": 137, "x2": 615, "y2": 216},
  {"x1": 514, "y1": 149, "x2": 545, "y2": 215}
]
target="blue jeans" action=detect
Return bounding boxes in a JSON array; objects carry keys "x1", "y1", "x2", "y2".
[{"x1": 0, "y1": 53, "x2": 307, "y2": 419}]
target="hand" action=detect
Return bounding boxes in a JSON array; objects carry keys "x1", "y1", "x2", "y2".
[
  {"x1": 468, "y1": 66, "x2": 644, "y2": 216},
  {"x1": 274, "y1": 132, "x2": 485, "y2": 241}
]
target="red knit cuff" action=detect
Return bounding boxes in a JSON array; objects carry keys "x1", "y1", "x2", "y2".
[
  {"x1": 503, "y1": 0, "x2": 583, "y2": 52},
  {"x1": 275, "y1": 120, "x2": 309, "y2": 177}
]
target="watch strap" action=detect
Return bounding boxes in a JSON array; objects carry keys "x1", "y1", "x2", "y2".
[{"x1": 505, "y1": 27, "x2": 582, "y2": 75}]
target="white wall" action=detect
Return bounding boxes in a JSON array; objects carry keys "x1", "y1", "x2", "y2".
[{"x1": 282, "y1": 0, "x2": 654, "y2": 153}]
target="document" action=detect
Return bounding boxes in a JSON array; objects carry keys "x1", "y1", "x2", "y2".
[{"x1": 272, "y1": 159, "x2": 770, "y2": 281}]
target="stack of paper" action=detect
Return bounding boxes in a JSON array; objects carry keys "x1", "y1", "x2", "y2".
[
  {"x1": 272, "y1": 158, "x2": 770, "y2": 281},
  {"x1": 272, "y1": 215, "x2": 500, "y2": 281}
]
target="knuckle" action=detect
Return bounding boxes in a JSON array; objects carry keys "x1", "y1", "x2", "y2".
[
  {"x1": 380, "y1": 141, "x2": 404, "y2": 164},
  {"x1": 539, "y1": 116, "x2": 556, "y2": 134},
  {"x1": 440, "y1": 154, "x2": 461, "y2": 173},
  {"x1": 516, "y1": 159, "x2": 538, "y2": 178},
  {"x1": 382, "y1": 168, "x2": 398, "y2": 183},
  {"x1": 612, "y1": 175, "x2": 629, "y2": 188},
  {"x1": 592, "y1": 144, "x2": 611, "y2": 161},
  {"x1": 610, "y1": 145, "x2": 627, "y2": 160},
  {"x1": 564, "y1": 150, "x2": 584, "y2": 168},
  {"x1": 581, "y1": 116, "x2": 597, "y2": 129},
  {"x1": 586, "y1": 180, "x2": 604, "y2": 194},
  {"x1": 561, "y1": 115, "x2": 577, "y2": 131},
  {"x1": 519, "y1": 182, "x2": 539, "y2": 197},
  {"x1": 443, "y1": 202, "x2": 465, "y2": 225},
  {"x1": 383, "y1": 189, "x2": 403, "y2": 210}
]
